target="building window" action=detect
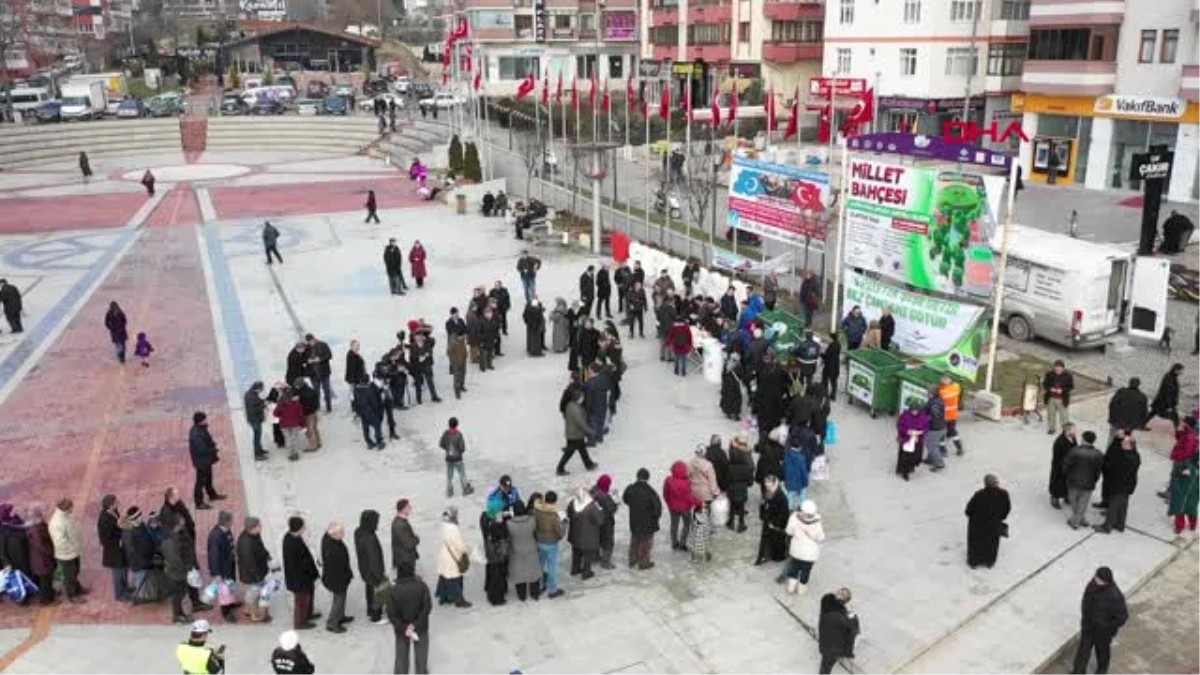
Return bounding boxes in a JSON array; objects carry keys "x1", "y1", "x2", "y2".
[
  {"x1": 514, "y1": 14, "x2": 533, "y2": 36},
  {"x1": 949, "y1": 0, "x2": 981, "y2": 22},
  {"x1": 576, "y1": 54, "x2": 597, "y2": 78},
  {"x1": 1138, "y1": 30, "x2": 1156, "y2": 63},
  {"x1": 903, "y1": 0, "x2": 920, "y2": 23},
  {"x1": 770, "y1": 20, "x2": 822, "y2": 42},
  {"x1": 688, "y1": 23, "x2": 728, "y2": 45},
  {"x1": 498, "y1": 56, "x2": 540, "y2": 80},
  {"x1": 554, "y1": 14, "x2": 572, "y2": 29},
  {"x1": 999, "y1": 0, "x2": 1029, "y2": 20},
  {"x1": 987, "y1": 43, "x2": 1024, "y2": 75},
  {"x1": 1161, "y1": 29, "x2": 1179, "y2": 63},
  {"x1": 900, "y1": 48, "x2": 916, "y2": 75},
  {"x1": 836, "y1": 47, "x2": 851, "y2": 74},
  {"x1": 1028, "y1": 28, "x2": 1112, "y2": 61},
  {"x1": 839, "y1": 0, "x2": 853, "y2": 24},
  {"x1": 945, "y1": 47, "x2": 978, "y2": 75},
  {"x1": 738, "y1": 21, "x2": 749, "y2": 42},
  {"x1": 609, "y1": 55, "x2": 623, "y2": 78},
  {"x1": 649, "y1": 25, "x2": 678, "y2": 44}
]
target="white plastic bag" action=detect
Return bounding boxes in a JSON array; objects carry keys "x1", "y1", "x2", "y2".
[
  {"x1": 200, "y1": 579, "x2": 220, "y2": 604},
  {"x1": 709, "y1": 495, "x2": 730, "y2": 526},
  {"x1": 186, "y1": 568, "x2": 204, "y2": 589},
  {"x1": 811, "y1": 455, "x2": 830, "y2": 481}
]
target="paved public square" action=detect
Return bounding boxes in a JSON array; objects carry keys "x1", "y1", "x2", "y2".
[{"x1": 0, "y1": 147, "x2": 1194, "y2": 674}]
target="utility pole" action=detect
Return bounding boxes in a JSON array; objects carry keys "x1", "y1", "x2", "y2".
[{"x1": 961, "y1": 0, "x2": 984, "y2": 124}]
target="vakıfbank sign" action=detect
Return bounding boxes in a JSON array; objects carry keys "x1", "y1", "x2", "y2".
[{"x1": 1094, "y1": 95, "x2": 1186, "y2": 120}]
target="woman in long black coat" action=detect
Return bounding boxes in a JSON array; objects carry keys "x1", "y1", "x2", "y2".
[
  {"x1": 1149, "y1": 363, "x2": 1184, "y2": 427},
  {"x1": 755, "y1": 475, "x2": 789, "y2": 565},
  {"x1": 577, "y1": 319, "x2": 601, "y2": 369},
  {"x1": 1049, "y1": 425, "x2": 1076, "y2": 509},
  {"x1": 104, "y1": 302, "x2": 128, "y2": 364},
  {"x1": 480, "y1": 514, "x2": 510, "y2": 606},
  {"x1": 755, "y1": 356, "x2": 789, "y2": 442},
  {"x1": 965, "y1": 474, "x2": 1011, "y2": 569},
  {"x1": 720, "y1": 354, "x2": 744, "y2": 420},
  {"x1": 523, "y1": 301, "x2": 546, "y2": 356}
]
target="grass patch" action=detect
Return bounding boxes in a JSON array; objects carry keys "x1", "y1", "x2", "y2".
[
  {"x1": 128, "y1": 77, "x2": 180, "y2": 100},
  {"x1": 976, "y1": 354, "x2": 1107, "y2": 410}
]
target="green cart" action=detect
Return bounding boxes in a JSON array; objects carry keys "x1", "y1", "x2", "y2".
[
  {"x1": 846, "y1": 348, "x2": 906, "y2": 418},
  {"x1": 897, "y1": 365, "x2": 951, "y2": 412},
  {"x1": 759, "y1": 309, "x2": 807, "y2": 364}
]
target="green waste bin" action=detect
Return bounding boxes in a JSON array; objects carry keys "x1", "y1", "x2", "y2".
[
  {"x1": 846, "y1": 348, "x2": 906, "y2": 417},
  {"x1": 896, "y1": 365, "x2": 952, "y2": 412},
  {"x1": 758, "y1": 309, "x2": 807, "y2": 365}
]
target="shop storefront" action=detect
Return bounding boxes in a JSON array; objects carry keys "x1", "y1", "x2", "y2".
[
  {"x1": 1015, "y1": 93, "x2": 1200, "y2": 202},
  {"x1": 877, "y1": 96, "x2": 985, "y2": 136}
]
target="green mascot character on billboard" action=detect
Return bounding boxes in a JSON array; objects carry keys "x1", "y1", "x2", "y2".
[{"x1": 929, "y1": 184, "x2": 983, "y2": 288}]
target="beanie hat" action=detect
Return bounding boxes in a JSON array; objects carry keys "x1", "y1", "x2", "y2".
[
  {"x1": 193, "y1": 411, "x2": 207, "y2": 425},
  {"x1": 636, "y1": 468, "x2": 650, "y2": 481},
  {"x1": 288, "y1": 516, "x2": 304, "y2": 533},
  {"x1": 1095, "y1": 566, "x2": 1114, "y2": 584},
  {"x1": 596, "y1": 474, "x2": 612, "y2": 493},
  {"x1": 279, "y1": 630, "x2": 299, "y2": 650},
  {"x1": 125, "y1": 506, "x2": 142, "y2": 522}
]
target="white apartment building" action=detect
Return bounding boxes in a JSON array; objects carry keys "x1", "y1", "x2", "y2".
[
  {"x1": 1015, "y1": 0, "x2": 1198, "y2": 201},
  {"x1": 821, "y1": 0, "x2": 1030, "y2": 143}
]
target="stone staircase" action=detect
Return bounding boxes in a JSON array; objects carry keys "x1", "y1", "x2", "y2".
[
  {"x1": 204, "y1": 116, "x2": 383, "y2": 154},
  {"x1": 0, "y1": 119, "x2": 184, "y2": 169}
]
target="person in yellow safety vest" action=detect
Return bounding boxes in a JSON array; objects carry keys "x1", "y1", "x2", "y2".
[
  {"x1": 177, "y1": 619, "x2": 225, "y2": 674},
  {"x1": 938, "y1": 375, "x2": 965, "y2": 456}
]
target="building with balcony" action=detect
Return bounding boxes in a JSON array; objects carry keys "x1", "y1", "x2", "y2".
[
  {"x1": 2, "y1": 0, "x2": 77, "y2": 77},
  {"x1": 454, "y1": 0, "x2": 639, "y2": 97},
  {"x1": 1016, "y1": 0, "x2": 1198, "y2": 201},
  {"x1": 821, "y1": 0, "x2": 1030, "y2": 144}
]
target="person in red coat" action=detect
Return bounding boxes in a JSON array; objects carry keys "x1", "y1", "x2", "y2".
[
  {"x1": 409, "y1": 241, "x2": 428, "y2": 288},
  {"x1": 663, "y1": 461, "x2": 701, "y2": 551},
  {"x1": 665, "y1": 319, "x2": 694, "y2": 377}
]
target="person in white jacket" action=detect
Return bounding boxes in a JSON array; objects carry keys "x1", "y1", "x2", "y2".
[
  {"x1": 434, "y1": 506, "x2": 472, "y2": 608},
  {"x1": 784, "y1": 499, "x2": 825, "y2": 595},
  {"x1": 48, "y1": 498, "x2": 87, "y2": 602}
]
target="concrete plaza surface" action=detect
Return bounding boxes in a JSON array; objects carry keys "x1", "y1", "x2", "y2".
[{"x1": 0, "y1": 148, "x2": 1194, "y2": 674}]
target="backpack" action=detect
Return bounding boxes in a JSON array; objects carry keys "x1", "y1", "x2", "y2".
[
  {"x1": 673, "y1": 329, "x2": 689, "y2": 349},
  {"x1": 798, "y1": 341, "x2": 820, "y2": 362}
]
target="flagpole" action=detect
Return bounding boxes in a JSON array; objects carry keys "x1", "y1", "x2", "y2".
[
  {"x1": 664, "y1": 83, "x2": 671, "y2": 246},
  {"x1": 644, "y1": 101, "x2": 651, "y2": 245},
  {"x1": 483, "y1": 79, "x2": 492, "y2": 181},
  {"x1": 547, "y1": 71, "x2": 554, "y2": 190},
  {"x1": 535, "y1": 72, "x2": 542, "y2": 201},
  {"x1": 624, "y1": 79, "x2": 631, "y2": 234}
]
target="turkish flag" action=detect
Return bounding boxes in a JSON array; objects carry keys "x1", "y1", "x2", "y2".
[
  {"x1": 728, "y1": 86, "x2": 738, "y2": 126},
  {"x1": 710, "y1": 87, "x2": 721, "y2": 129},
  {"x1": 541, "y1": 73, "x2": 549, "y2": 106},
  {"x1": 766, "y1": 86, "x2": 777, "y2": 131},
  {"x1": 571, "y1": 77, "x2": 579, "y2": 111},
  {"x1": 639, "y1": 81, "x2": 648, "y2": 118},
  {"x1": 602, "y1": 80, "x2": 611, "y2": 115},
  {"x1": 556, "y1": 71, "x2": 564, "y2": 103},
  {"x1": 473, "y1": 68, "x2": 482, "y2": 91},
  {"x1": 659, "y1": 84, "x2": 670, "y2": 121},
  {"x1": 817, "y1": 106, "x2": 831, "y2": 144},
  {"x1": 515, "y1": 72, "x2": 536, "y2": 99},
  {"x1": 627, "y1": 73, "x2": 635, "y2": 112},
  {"x1": 784, "y1": 88, "x2": 799, "y2": 140},
  {"x1": 589, "y1": 72, "x2": 598, "y2": 111},
  {"x1": 448, "y1": 16, "x2": 469, "y2": 44},
  {"x1": 848, "y1": 87, "x2": 874, "y2": 125}
]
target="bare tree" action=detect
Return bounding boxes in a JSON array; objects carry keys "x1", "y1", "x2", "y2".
[
  {"x1": 515, "y1": 120, "x2": 543, "y2": 201},
  {"x1": 0, "y1": 0, "x2": 31, "y2": 121},
  {"x1": 681, "y1": 142, "x2": 722, "y2": 240}
]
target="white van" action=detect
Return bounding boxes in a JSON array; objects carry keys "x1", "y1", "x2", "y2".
[
  {"x1": 997, "y1": 225, "x2": 1170, "y2": 349},
  {"x1": 8, "y1": 87, "x2": 52, "y2": 114}
]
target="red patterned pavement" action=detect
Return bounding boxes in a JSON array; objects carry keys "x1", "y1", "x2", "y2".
[
  {"x1": 0, "y1": 193, "x2": 151, "y2": 234},
  {"x1": 0, "y1": 186, "x2": 246, "y2": 628},
  {"x1": 208, "y1": 175, "x2": 427, "y2": 220}
]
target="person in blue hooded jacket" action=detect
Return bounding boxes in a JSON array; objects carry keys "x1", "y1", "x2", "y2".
[
  {"x1": 841, "y1": 306, "x2": 868, "y2": 350},
  {"x1": 487, "y1": 476, "x2": 523, "y2": 517},
  {"x1": 784, "y1": 428, "x2": 815, "y2": 509}
]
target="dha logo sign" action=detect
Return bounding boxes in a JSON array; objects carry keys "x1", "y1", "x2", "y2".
[
  {"x1": 1094, "y1": 95, "x2": 1186, "y2": 119},
  {"x1": 943, "y1": 121, "x2": 1029, "y2": 144}
]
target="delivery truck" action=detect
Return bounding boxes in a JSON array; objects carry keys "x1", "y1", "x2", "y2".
[
  {"x1": 996, "y1": 224, "x2": 1170, "y2": 350},
  {"x1": 59, "y1": 81, "x2": 107, "y2": 120}
]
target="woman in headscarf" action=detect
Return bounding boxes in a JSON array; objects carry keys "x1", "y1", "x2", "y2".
[
  {"x1": 523, "y1": 299, "x2": 546, "y2": 357},
  {"x1": 1168, "y1": 415, "x2": 1199, "y2": 536},
  {"x1": 896, "y1": 400, "x2": 930, "y2": 481},
  {"x1": 566, "y1": 485, "x2": 603, "y2": 580},
  {"x1": 1149, "y1": 363, "x2": 1185, "y2": 428},
  {"x1": 26, "y1": 505, "x2": 56, "y2": 605},
  {"x1": 754, "y1": 475, "x2": 789, "y2": 566},
  {"x1": 104, "y1": 301, "x2": 129, "y2": 364},
  {"x1": 549, "y1": 298, "x2": 571, "y2": 353},
  {"x1": 435, "y1": 507, "x2": 472, "y2": 608},
  {"x1": 480, "y1": 506, "x2": 510, "y2": 606},
  {"x1": 720, "y1": 353, "x2": 744, "y2": 421}
]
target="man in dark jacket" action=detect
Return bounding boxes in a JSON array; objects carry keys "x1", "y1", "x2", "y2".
[
  {"x1": 626, "y1": 281, "x2": 647, "y2": 339},
  {"x1": 245, "y1": 382, "x2": 268, "y2": 460},
  {"x1": 206, "y1": 510, "x2": 238, "y2": 622},
  {"x1": 1043, "y1": 359, "x2": 1075, "y2": 435},
  {"x1": 162, "y1": 518, "x2": 211, "y2": 623},
  {"x1": 263, "y1": 221, "x2": 283, "y2": 264},
  {"x1": 621, "y1": 468, "x2": 663, "y2": 570},
  {"x1": 385, "y1": 562, "x2": 432, "y2": 674},
  {"x1": 286, "y1": 342, "x2": 309, "y2": 386},
  {"x1": 305, "y1": 333, "x2": 335, "y2": 412},
  {"x1": 122, "y1": 507, "x2": 155, "y2": 595},
  {"x1": 353, "y1": 380, "x2": 387, "y2": 450},
  {"x1": 188, "y1": 412, "x2": 224, "y2": 510},
  {"x1": 354, "y1": 510, "x2": 387, "y2": 624},
  {"x1": 236, "y1": 516, "x2": 271, "y2": 622},
  {"x1": 97, "y1": 494, "x2": 131, "y2": 602},
  {"x1": 320, "y1": 522, "x2": 353, "y2": 633},
  {"x1": 1049, "y1": 424, "x2": 1077, "y2": 509},
  {"x1": 295, "y1": 378, "x2": 322, "y2": 451},
  {"x1": 1107, "y1": 378, "x2": 1148, "y2": 442},
  {"x1": 1095, "y1": 434, "x2": 1141, "y2": 534},
  {"x1": 1071, "y1": 566, "x2": 1128, "y2": 675},
  {"x1": 0, "y1": 278, "x2": 23, "y2": 333},
  {"x1": 1063, "y1": 431, "x2": 1104, "y2": 529},
  {"x1": 614, "y1": 263, "x2": 632, "y2": 314},
  {"x1": 579, "y1": 265, "x2": 596, "y2": 317},
  {"x1": 282, "y1": 517, "x2": 320, "y2": 630},
  {"x1": 271, "y1": 630, "x2": 315, "y2": 674},
  {"x1": 595, "y1": 263, "x2": 613, "y2": 319},
  {"x1": 489, "y1": 281, "x2": 512, "y2": 337},
  {"x1": 384, "y1": 238, "x2": 408, "y2": 296},
  {"x1": 878, "y1": 306, "x2": 896, "y2": 351},
  {"x1": 408, "y1": 332, "x2": 442, "y2": 403},
  {"x1": 391, "y1": 499, "x2": 420, "y2": 578},
  {"x1": 818, "y1": 588, "x2": 860, "y2": 674}
]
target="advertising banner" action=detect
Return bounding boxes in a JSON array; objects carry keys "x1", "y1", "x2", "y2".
[
  {"x1": 727, "y1": 156, "x2": 831, "y2": 246},
  {"x1": 710, "y1": 250, "x2": 792, "y2": 276},
  {"x1": 844, "y1": 158, "x2": 998, "y2": 298},
  {"x1": 846, "y1": 359, "x2": 875, "y2": 404},
  {"x1": 841, "y1": 270, "x2": 988, "y2": 380}
]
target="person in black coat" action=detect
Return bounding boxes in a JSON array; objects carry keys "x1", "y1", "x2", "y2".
[
  {"x1": 188, "y1": 412, "x2": 224, "y2": 510},
  {"x1": 353, "y1": 380, "x2": 387, "y2": 450},
  {"x1": 614, "y1": 263, "x2": 633, "y2": 313},
  {"x1": 578, "y1": 266, "x2": 596, "y2": 317},
  {"x1": 755, "y1": 475, "x2": 789, "y2": 564},
  {"x1": 206, "y1": 510, "x2": 238, "y2": 621},
  {"x1": 705, "y1": 436, "x2": 731, "y2": 495},
  {"x1": 354, "y1": 509, "x2": 387, "y2": 624},
  {"x1": 1042, "y1": 359, "x2": 1076, "y2": 435},
  {"x1": 285, "y1": 342, "x2": 309, "y2": 388},
  {"x1": 383, "y1": 239, "x2": 407, "y2": 296},
  {"x1": 236, "y1": 516, "x2": 271, "y2": 622},
  {"x1": 321, "y1": 523, "x2": 354, "y2": 633},
  {"x1": 1071, "y1": 566, "x2": 1128, "y2": 675},
  {"x1": 818, "y1": 589, "x2": 861, "y2": 674},
  {"x1": 755, "y1": 357, "x2": 790, "y2": 443},
  {"x1": 1106, "y1": 378, "x2": 1148, "y2": 441},
  {"x1": 577, "y1": 319, "x2": 601, "y2": 371},
  {"x1": 122, "y1": 508, "x2": 155, "y2": 578},
  {"x1": 283, "y1": 517, "x2": 320, "y2": 630},
  {"x1": 822, "y1": 333, "x2": 842, "y2": 401},
  {"x1": 386, "y1": 562, "x2": 433, "y2": 674},
  {"x1": 97, "y1": 494, "x2": 131, "y2": 602},
  {"x1": 489, "y1": 281, "x2": 513, "y2": 336},
  {"x1": 621, "y1": 468, "x2": 663, "y2": 570},
  {"x1": 595, "y1": 264, "x2": 613, "y2": 319},
  {"x1": 720, "y1": 353, "x2": 744, "y2": 420},
  {"x1": 523, "y1": 300, "x2": 547, "y2": 356},
  {"x1": 1148, "y1": 363, "x2": 1184, "y2": 428},
  {"x1": 1050, "y1": 424, "x2": 1077, "y2": 509},
  {"x1": 965, "y1": 474, "x2": 1011, "y2": 569},
  {"x1": 878, "y1": 307, "x2": 895, "y2": 351},
  {"x1": 727, "y1": 438, "x2": 755, "y2": 531},
  {"x1": 1095, "y1": 434, "x2": 1141, "y2": 534},
  {"x1": 345, "y1": 341, "x2": 368, "y2": 388},
  {"x1": 365, "y1": 190, "x2": 380, "y2": 223},
  {"x1": 245, "y1": 381, "x2": 268, "y2": 460}
]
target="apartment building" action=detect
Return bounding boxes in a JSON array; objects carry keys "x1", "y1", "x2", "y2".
[
  {"x1": 640, "y1": 0, "x2": 823, "y2": 104},
  {"x1": 2, "y1": 0, "x2": 77, "y2": 75},
  {"x1": 450, "y1": 0, "x2": 639, "y2": 96},
  {"x1": 821, "y1": 0, "x2": 1030, "y2": 142},
  {"x1": 1015, "y1": 0, "x2": 1198, "y2": 201}
]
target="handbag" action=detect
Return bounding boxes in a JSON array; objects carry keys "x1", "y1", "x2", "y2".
[
  {"x1": 447, "y1": 542, "x2": 469, "y2": 574},
  {"x1": 825, "y1": 420, "x2": 838, "y2": 447},
  {"x1": 217, "y1": 580, "x2": 238, "y2": 606},
  {"x1": 710, "y1": 495, "x2": 730, "y2": 526}
]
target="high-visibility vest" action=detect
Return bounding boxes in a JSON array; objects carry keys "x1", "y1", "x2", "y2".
[
  {"x1": 177, "y1": 644, "x2": 214, "y2": 675},
  {"x1": 939, "y1": 383, "x2": 961, "y2": 422}
]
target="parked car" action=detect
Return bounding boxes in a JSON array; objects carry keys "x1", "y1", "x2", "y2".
[
  {"x1": 105, "y1": 98, "x2": 123, "y2": 115},
  {"x1": 251, "y1": 98, "x2": 285, "y2": 115},
  {"x1": 333, "y1": 84, "x2": 355, "y2": 98},
  {"x1": 392, "y1": 76, "x2": 411, "y2": 94},
  {"x1": 297, "y1": 98, "x2": 322, "y2": 116},
  {"x1": 358, "y1": 93, "x2": 403, "y2": 112},
  {"x1": 305, "y1": 81, "x2": 329, "y2": 99},
  {"x1": 276, "y1": 75, "x2": 297, "y2": 92},
  {"x1": 116, "y1": 98, "x2": 147, "y2": 118},
  {"x1": 363, "y1": 78, "x2": 389, "y2": 96},
  {"x1": 221, "y1": 91, "x2": 249, "y2": 115},
  {"x1": 147, "y1": 96, "x2": 182, "y2": 117},
  {"x1": 35, "y1": 100, "x2": 62, "y2": 123},
  {"x1": 409, "y1": 82, "x2": 434, "y2": 100},
  {"x1": 323, "y1": 94, "x2": 348, "y2": 115},
  {"x1": 418, "y1": 92, "x2": 465, "y2": 110}
]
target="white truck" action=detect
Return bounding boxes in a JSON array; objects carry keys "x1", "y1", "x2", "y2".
[
  {"x1": 59, "y1": 81, "x2": 107, "y2": 120},
  {"x1": 996, "y1": 224, "x2": 1170, "y2": 350}
]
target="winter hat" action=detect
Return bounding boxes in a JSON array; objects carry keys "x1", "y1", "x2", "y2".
[
  {"x1": 499, "y1": 475, "x2": 513, "y2": 489},
  {"x1": 596, "y1": 474, "x2": 612, "y2": 493},
  {"x1": 407, "y1": 319, "x2": 421, "y2": 332},
  {"x1": 287, "y1": 516, "x2": 305, "y2": 533},
  {"x1": 1095, "y1": 566, "x2": 1114, "y2": 584},
  {"x1": 279, "y1": 630, "x2": 299, "y2": 651},
  {"x1": 636, "y1": 468, "x2": 650, "y2": 481},
  {"x1": 694, "y1": 443, "x2": 707, "y2": 456},
  {"x1": 125, "y1": 506, "x2": 142, "y2": 523},
  {"x1": 442, "y1": 506, "x2": 459, "y2": 523},
  {"x1": 193, "y1": 412, "x2": 207, "y2": 425},
  {"x1": 800, "y1": 500, "x2": 819, "y2": 516},
  {"x1": 244, "y1": 516, "x2": 260, "y2": 531}
]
